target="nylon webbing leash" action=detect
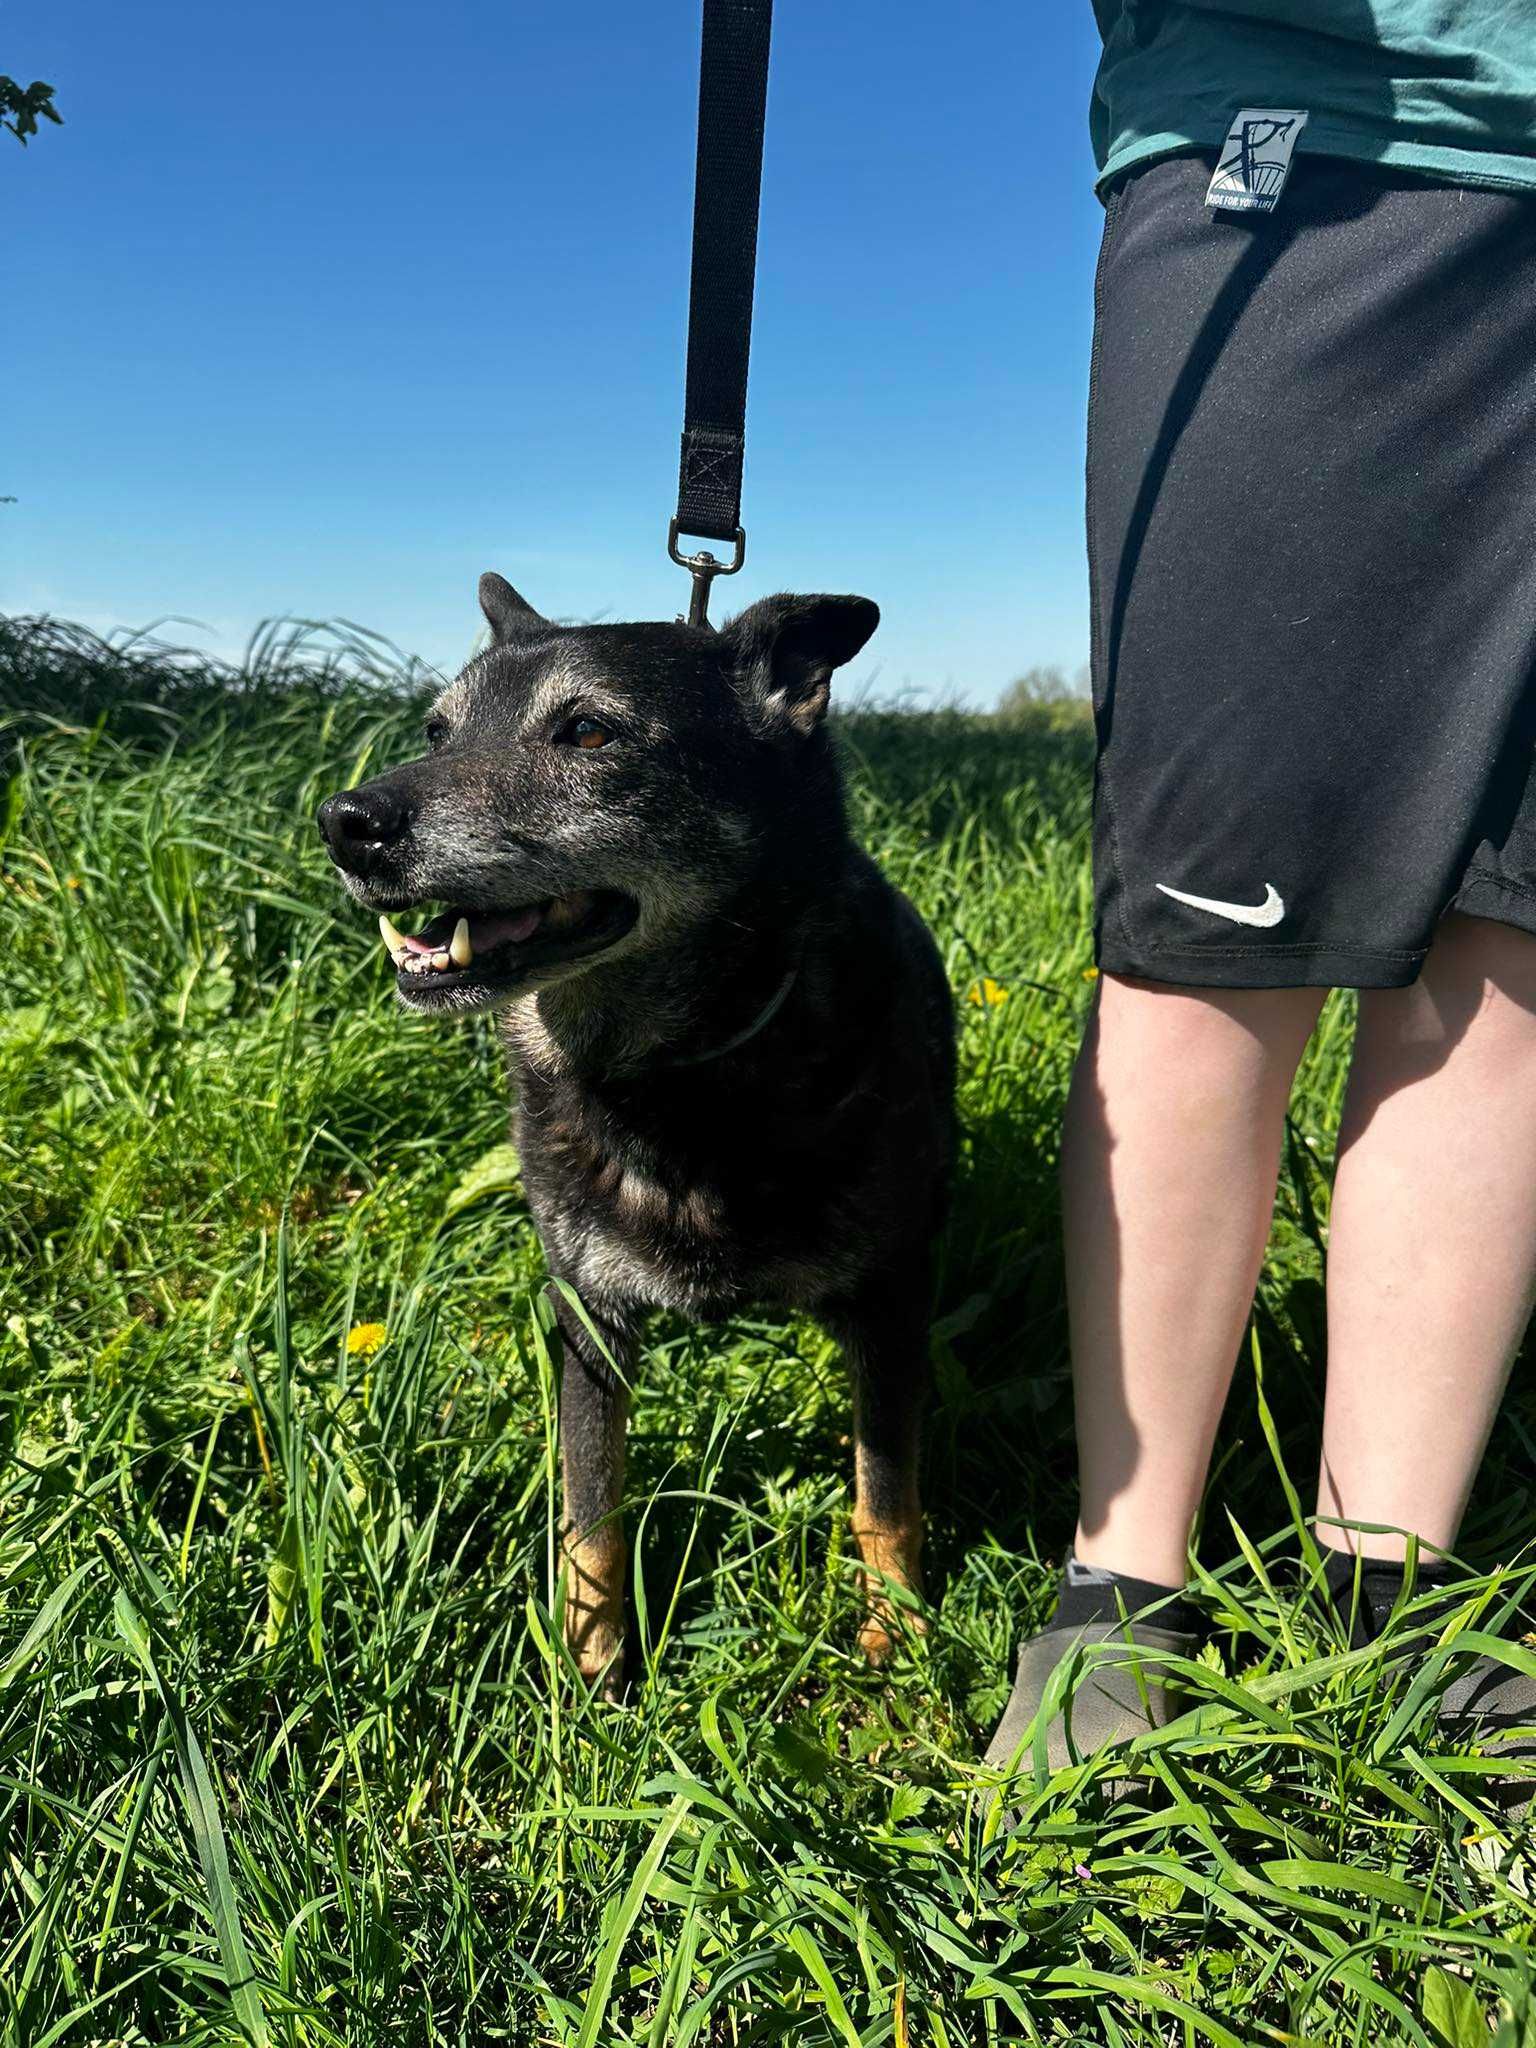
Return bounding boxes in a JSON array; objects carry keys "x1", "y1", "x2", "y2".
[{"x1": 668, "y1": 0, "x2": 774, "y2": 628}]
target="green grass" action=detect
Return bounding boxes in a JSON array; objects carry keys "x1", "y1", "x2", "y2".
[{"x1": 3, "y1": 611, "x2": 1536, "y2": 2044}]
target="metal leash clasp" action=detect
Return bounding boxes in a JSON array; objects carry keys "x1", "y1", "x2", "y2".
[{"x1": 667, "y1": 518, "x2": 746, "y2": 629}]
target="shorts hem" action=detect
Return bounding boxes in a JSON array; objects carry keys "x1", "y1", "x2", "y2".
[
  {"x1": 1094, "y1": 938, "x2": 1427, "y2": 992},
  {"x1": 1448, "y1": 870, "x2": 1536, "y2": 941},
  {"x1": 1097, "y1": 880, "x2": 1536, "y2": 989}
]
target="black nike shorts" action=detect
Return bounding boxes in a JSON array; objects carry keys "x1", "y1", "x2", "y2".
[{"x1": 1088, "y1": 152, "x2": 1536, "y2": 989}]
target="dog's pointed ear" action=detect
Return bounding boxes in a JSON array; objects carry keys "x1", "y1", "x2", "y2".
[
  {"x1": 478, "y1": 571, "x2": 549, "y2": 645},
  {"x1": 722, "y1": 593, "x2": 879, "y2": 737}
]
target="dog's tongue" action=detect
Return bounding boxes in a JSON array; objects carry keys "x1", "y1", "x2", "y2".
[
  {"x1": 467, "y1": 905, "x2": 545, "y2": 950},
  {"x1": 395, "y1": 905, "x2": 544, "y2": 955}
]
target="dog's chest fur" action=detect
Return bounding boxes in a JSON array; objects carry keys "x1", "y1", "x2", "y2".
[{"x1": 507, "y1": 861, "x2": 954, "y2": 1322}]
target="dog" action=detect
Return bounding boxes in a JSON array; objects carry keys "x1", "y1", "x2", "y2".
[{"x1": 318, "y1": 572, "x2": 956, "y2": 1687}]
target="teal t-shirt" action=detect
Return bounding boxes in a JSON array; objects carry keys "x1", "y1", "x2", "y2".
[{"x1": 1092, "y1": 1, "x2": 1536, "y2": 194}]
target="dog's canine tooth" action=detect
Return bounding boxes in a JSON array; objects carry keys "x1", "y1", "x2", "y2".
[
  {"x1": 379, "y1": 913, "x2": 408, "y2": 961},
  {"x1": 449, "y1": 917, "x2": 472, "y2": 967}
]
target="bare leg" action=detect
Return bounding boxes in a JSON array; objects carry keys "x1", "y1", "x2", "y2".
[
  {"x1": 1066, "y1": 975, "x2": 1325, "y2": 1586},
  {"x1": 554, "y1": 1290, "x2": 634, "y2": 1694},
  {"x1": 1318, "y1": 913, "x2": 1536, "y2": 1560}
]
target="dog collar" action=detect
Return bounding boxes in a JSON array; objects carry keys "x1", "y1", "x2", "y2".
[{"x1": 667, "y1": 968, "x2": 798, "y2": 1068}]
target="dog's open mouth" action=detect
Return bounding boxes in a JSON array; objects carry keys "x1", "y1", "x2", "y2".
[{"x1": 377, "y1": 889, "x2": 637, "y2": 1007}]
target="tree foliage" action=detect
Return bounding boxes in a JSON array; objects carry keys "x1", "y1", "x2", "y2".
[
  {"x1": 2, "y1": 75, "x2": 62, "y2": 145},
  {"x1": 994, "y1": 662, "x2": 1092, "y2": 729}
]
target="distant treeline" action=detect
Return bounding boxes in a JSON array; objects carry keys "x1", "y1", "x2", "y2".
[{"x1": 991, "y1": 663, "x2": 1092, "y2": 735}]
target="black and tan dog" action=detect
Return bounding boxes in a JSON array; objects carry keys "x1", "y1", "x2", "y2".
[{"x1": 318, "y1": 573, "x2": 955, "y2": 1687}]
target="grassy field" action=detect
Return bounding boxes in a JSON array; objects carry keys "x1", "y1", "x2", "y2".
[{"x1": 4, "y1": 612, "x2": 1536, "y2": 2045}]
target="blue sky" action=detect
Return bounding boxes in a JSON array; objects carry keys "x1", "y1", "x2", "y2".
[{"x1": 6, "y1": 2, "x2": 1105, "y2": 704}]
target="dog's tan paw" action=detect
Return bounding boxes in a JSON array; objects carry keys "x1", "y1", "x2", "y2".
[
  {"x1": 851, "y1": 1510, "x2": 925, "y2": 1666},
  {"x1": 857, "y1": 1611, "x2": 897, "y2": 1666},
  {"x1": 571, "y1": 1626, "x2": 626, "y2": 1699},
  {"x1": 857, "y1": 1602, "x2": 928, "y2": 1667},
  {"x1": 561, "y1": 1524, "x2": 626, "y2": 1697}
]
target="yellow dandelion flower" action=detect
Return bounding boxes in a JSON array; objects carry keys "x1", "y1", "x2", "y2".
[
  {"x1": 346, "y1": 1321, "x2": 387, "y2": 1358},
  {"x1": 967, "y1": 977, "x2": 1009, "y2": 1009},
  {"x1": 65, "y1": 876, "x2": 81, "y2": 891},
  {"x1": 1082, "y1": 966, "x2": 1099, "y2": 981}
]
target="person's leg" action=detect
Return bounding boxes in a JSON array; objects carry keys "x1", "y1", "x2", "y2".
[
  {"x1": 1318, "y1": 912, "x2": 1536, "y2": 1563},
  {"x1": 984, "y1": 972, "x2": 1323, "y2": 1771},
  {"x1": 1066, "y1": 973, "x2": 1325, "y2": 1587}
]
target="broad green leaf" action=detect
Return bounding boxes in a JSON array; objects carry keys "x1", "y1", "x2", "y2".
[
  {"x1": 889, "y1": 1782, "x2": 932, "y2": 1826},
  {"x1": 0, "y1": 1002, "x2": 47, "y2": 1041},
  {"x1": 1424, "y1": 1966, "x2": 1490, "y2": 2047},
  {"x1": 769, "y1": 1723, "x2": 832, "y2": 1786},
  {"x1": 444, "y1": 1139, "x2": 523, "y2": 1217}
]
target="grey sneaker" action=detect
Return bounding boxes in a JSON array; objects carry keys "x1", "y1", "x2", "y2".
[
  {"x1": 1329, "y1": 1557, "x2": 1536, "y2": 1799},
  {"x1": 982, "y1": 1617, "x2": 1198, "y2": 1775},
  {"x1": 1438, "y1": 1653, "x2": 1536, "y2": 1809},
  {"x1": 1440, "y1": 1654, "x2": 1536, "y2": 1725}
]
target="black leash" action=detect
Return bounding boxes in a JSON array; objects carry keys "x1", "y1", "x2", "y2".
[{"x1": 668, "y1": 0, "x2": 774, "y2": 629}]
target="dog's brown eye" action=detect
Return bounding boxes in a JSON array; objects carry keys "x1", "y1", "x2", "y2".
[
  {"x1": 564, "y1": 716, "x2": 611, "y2": 750},
  {"x1": 424, "y1": 715, "x2": 450, "y2": 751}
]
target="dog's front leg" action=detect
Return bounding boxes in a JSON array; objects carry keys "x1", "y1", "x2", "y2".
[
  {"x1": 829, "y1": 1276, "x2": 933, "y2": 1666},
  {"x1": 551, "y1": 1287, "x2": 634, "y2": 1698}
]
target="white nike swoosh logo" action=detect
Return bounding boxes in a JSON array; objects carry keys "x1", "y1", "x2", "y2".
[{"x1": 1154, "y1": 881, "x2": 1285, "y2": 928}]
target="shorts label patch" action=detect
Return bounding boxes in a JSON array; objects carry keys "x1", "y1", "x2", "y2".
[{"x1": 1206, "y1": 110, "x2": 1308, "y2": 214}]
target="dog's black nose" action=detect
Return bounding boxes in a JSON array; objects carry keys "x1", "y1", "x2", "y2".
[{"x1": 317, "y1": 786, "x2": 410, "y2": 871}]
